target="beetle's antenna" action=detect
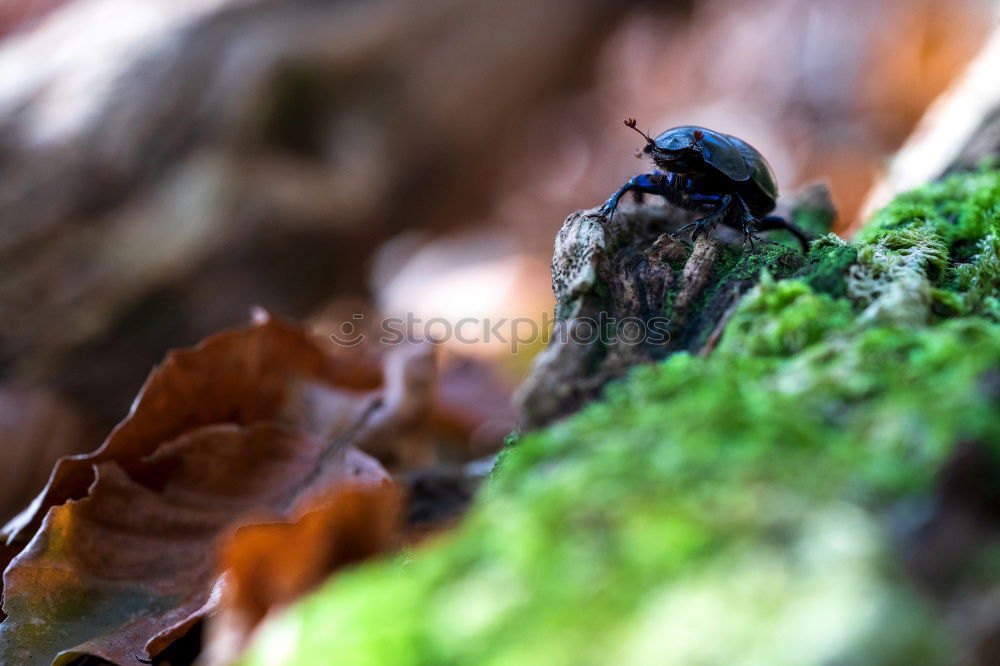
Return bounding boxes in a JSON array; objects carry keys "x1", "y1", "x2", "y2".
[{"x1": 624, "y1": 118, "x2": 655, "y2": 146}]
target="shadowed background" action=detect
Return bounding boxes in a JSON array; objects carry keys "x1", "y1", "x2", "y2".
[{"x1": 0, "y1": 0, "x2": 995, "y2": 522}]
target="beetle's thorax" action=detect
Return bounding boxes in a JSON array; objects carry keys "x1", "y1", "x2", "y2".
[{"x1": 650, "y1": 148, "x2": 703, "y2": 175}]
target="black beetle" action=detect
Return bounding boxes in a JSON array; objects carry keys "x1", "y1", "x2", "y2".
[{"x1": 599, "y1": 119, "x2": 811, "y2": 251}]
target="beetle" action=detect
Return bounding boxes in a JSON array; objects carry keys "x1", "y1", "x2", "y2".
[{"x1": 599, "y1": 119, "x2": 810, "y2": 252}]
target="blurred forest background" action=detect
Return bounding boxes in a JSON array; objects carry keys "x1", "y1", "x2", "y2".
[{"x1": 0, "y1": 0, "x2": 996, "y2": 525}]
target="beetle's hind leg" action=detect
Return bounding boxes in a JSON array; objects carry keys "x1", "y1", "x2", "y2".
[
  {"x1": 755, "y1": 215, "x2": 813, "y2": 253},
  {"x1": 725, "y1": 196, "x2": 765, "y2": 250}
]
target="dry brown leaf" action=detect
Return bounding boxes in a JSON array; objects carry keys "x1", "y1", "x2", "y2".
[
  {"x1": 0, "y1": 387, "x2": 98, "y2": 623},
  {"x1": 202, "y1": 482, "x2": 401, "y2": 665},
  {"x1": 0, "y1": 311, "x2": 433, "y2": 666},
  {"x1": 1, "y1": 309, "x2": 381, "y2": 546},
  {"x1": 0, "y1": 388, "x2": 96, "y2": 527}
]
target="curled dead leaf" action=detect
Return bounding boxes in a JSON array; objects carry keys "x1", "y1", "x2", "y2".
[
  {"x1": 0, "y1": 388, "x2": 95, "y2": 527},
  {"x1": 1, "y1": 310, "x2": 381, "y2": 546},
  {"x1": 0, "y1": 312, "x2": 435, "y2": 666},
  {"x1": 202, "y1": 482, "x2": 401, "y2": 666}
]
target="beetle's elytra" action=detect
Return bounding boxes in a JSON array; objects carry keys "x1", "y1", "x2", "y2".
[{"x1": 599, "y1": 119, "x2": 810, "y2": 251}]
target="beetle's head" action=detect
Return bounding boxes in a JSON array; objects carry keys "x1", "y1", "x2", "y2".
[{"x1": 625, "y1": 120, "x2": 704, "y2": 174}]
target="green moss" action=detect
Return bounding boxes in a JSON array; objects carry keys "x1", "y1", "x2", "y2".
[
  {"x1": 241, "y1": 169, "x2": 1000, "y2": 666},
  {"x1": 796, "y1": 234, "x2": 858, "y2": 298},
  {"x1": 707, "y1": 239, "x2": 790, "y2": 279},
  {"x1": 848, "y1": 169, "x2": 999, "y2": 324},
  {"x1": 721, "y1": 240, "x2": 800, "y2": 282},
  {"x1": 669, "y1": 241, "x2": 802, "y2": 350},
  {"x1": 860, "y1": 168, "x2": 1000, "y2": 253},
  {"x1": 719, "y1": 273, "x2": 854, "y2": 356},
  {"x1": 764, "y1": 189, "x2": 836, "y2": 250},
  {"x1": 490, "y1": 430, "x2": 521, "y2": 479}
]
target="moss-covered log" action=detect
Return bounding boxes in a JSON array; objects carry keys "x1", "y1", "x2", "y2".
[
  {"x1": 240, "y1": 169, "x2": 1000, "y2": 665},
  {"x1": 516, "y1": 184, "x2": 835, "y2": 429}
]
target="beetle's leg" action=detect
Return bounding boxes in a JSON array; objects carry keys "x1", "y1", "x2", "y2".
[
  {"x1": 737, "y1": 204, "x2": 756, "y2": 250},
  {"x1": 756, "y1": 215, "x2": 813, "y2": 253},
  {"x1": 732, "y1": 197, "x2": 763, "y2": 250},
  {"x1": 598, "y1": 172, "x2": 666, "y2": 220},
  {"x1": 675, "y1": 193, "x2": 732, "y2": 240}
]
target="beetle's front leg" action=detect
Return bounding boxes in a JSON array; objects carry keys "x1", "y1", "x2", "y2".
[{"x1": 599, "y1": 172, "x2": 665, "y2": 220}]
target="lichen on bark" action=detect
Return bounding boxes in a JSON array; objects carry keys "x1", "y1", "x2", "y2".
[{"x1": 240, "y1": 168, "x2": 1000, "y2": 666}]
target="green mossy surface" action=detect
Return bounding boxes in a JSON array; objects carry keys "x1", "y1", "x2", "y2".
[
  {"x1": 241, "y1": 170, "x2": 1000, "y2": 666},
  {"x1": 665, "y1": 240, "x2": 802, "y2": 352},
  {"x1": 796, "y1": 236, "x2": 858, "y2": 298}
]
